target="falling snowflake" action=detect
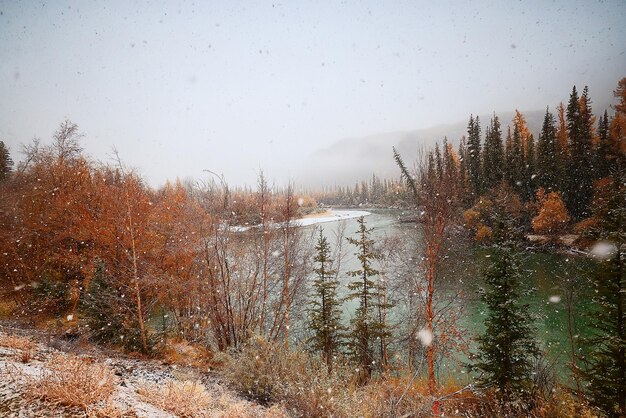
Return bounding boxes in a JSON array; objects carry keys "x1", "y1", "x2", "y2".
[
  {"x1": 417, "y1": 328, "x2": 433, "y2": 347},
  {"x1": 589, "y1": 241, "x2": 617, "y2": 260},
  {"x1": 548, "y1": 295, "x2": 561, "y2": 304}
]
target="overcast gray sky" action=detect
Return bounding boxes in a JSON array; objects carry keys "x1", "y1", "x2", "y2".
[{"x1": 1, "y1": 0, "x2": 624, "y2": 187}]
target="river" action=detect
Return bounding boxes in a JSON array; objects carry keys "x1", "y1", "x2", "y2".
[{"x1": 303, "y1": 208, "x2": 596, "y2": 384}]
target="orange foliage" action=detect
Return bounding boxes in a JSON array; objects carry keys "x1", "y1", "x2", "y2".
[
  {"x1": 463, "y1": 209, "x2": 480, "y2": 229},
  {"x1": 475, "y1": 225, "x2": 493, "y2": 243},
  {"x1": 531, "y1": 189, "x2": 570, "y2": 234}
]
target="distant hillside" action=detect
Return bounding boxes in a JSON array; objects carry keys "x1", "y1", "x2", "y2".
[{"x1": 298, "y1": 109, "x2": 546, "y2": 187}]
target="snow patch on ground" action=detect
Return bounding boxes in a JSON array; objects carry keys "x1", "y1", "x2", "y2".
[{"x1": 293, "y1": 209, "x2": 371, "y2": 227}]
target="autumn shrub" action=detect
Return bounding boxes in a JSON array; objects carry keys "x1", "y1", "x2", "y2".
[
  {"x1": 0, "y1": 333, "x2": 37, "y2": 351},
  {"x1": 137, "y1": 379, "x2": 213, "y2": 417},
  {"x1": 220, "y1": 335, "x2": 351, "y2": 417},
  {"x1": 161, "y1": 338, "x2": 213, "y2": 367},
  {"x1": 86, "y1": 401, "x2": 138, "y2": 418},
  {"x1": 533, "y1": 390, "x2": 598, "y2": 418},
  {"x1": 138, "y1": 378, "x2": 283, "y2": 418},
  {"x1": 27, "y1": 353, "x2": 116, "y2": 409},
  {"x1": 0, "y1": 333, "x2": 37, "y2": 363},
  {"x1": 532, "y1": 190, "x2": 570, "y2": 235},
  {"x1": 475, "y1": 224, "x2": 493, "y2": 243},
  {"x1": 463, "y1": 209, "x2": 481, "y2": 229},
  {"x1": 354, "y1": 375, "x2": 431, "y2": 417}
]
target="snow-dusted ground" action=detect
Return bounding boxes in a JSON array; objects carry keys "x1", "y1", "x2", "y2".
[
  {"x1": 293, "y1": 209, "x2": 371, "y2": 227},
  {"x1": 0, "y1": 324, "x2": 275, "y2": 417}
]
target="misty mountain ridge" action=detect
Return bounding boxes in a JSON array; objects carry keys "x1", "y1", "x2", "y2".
[{"x1": 298, "y1": 108, "x2": 557, "y2": 187}]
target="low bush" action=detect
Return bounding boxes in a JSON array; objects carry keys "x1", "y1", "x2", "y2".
[
  {"x1": 137, "y1": 379, "x2": 213, "y2": 418},
  {"x1": 220, "y1": 335, "x2": 352, "y2": 417},
  {"x1": 28, "y1": 353, "x2": 116, "y2": 409}
]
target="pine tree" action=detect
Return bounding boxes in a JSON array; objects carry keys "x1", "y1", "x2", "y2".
[
  {"x1": 458, "y1": 137, "x2": 472, "y2": 207},
  {"x1": 565, "y1": 85, "x2": 594, "y2": 219},
  {"x1": 537, "y1": 108, "x2": 559, "y2": 191},
  {"x1": 434, "y1": 142, "x2": 444, "y2": 180},
  {"x1": 81, "y1": 262, "x2": 153, "y2": 352},
  {"x1": 482, "y1": 114, "x2": 504, "y2": 191},
  {"x1": 505, "y1": 127, "x2": 514, "y2": 186},
  {"x1": 467, "y1": 115, "x2": 483, "y2": 197},
  {"x1": 509, "y1": 121, "x2": 525, "y2": 197},
  {"x1": 345, "y1": 216, "x2": 386, "y2": 384},
  {"x1": 525, "y1": 133, "x2": 536, "y2": 199},
  {"x1": 443, "y1": 137, "x2": 459, "y2": 193},
  {"x1": 308, "y1": 228, "x2": 344, "y2": 373},
  {"x1": 577, "y1": 80, "x2": 626, "y2": 417},
  {"x1": 595, "y1": 110, "x2": 611, "y2": 179},
  {"x1": 0, "y1": 141, "x2": 13, "y2": 182},
  {"x1": 471, "y1": 234, "x2": 539, "y2": 402},
  {"x1": 555, "y1": 102, "x2": 569, "y2": 192}
]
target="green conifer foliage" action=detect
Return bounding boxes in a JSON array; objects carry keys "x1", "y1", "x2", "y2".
[
  {"x1": 467, "y1": 115, "x2": 483, "y2": 197},
  {"x1": 0, "y1": 141, "x2": 13, "y2": 182},
  {"x1": 537, "y1": 108, "x2": 559, "y2": 191},
  {"x1": 565, "y1": 85, "x2": 594, "y2": 219},
  {"x1": 482, "y1": 114, "x2": 504, "y2": 191},
  {"x1": 308, "y1": 228, "x2": 344, "y2": 373},
  {"x1": 578, "y1": 174, "x2": 625, "y2": 417},
  {"x1": 345, "y1": 216, "x2": 388, "y2": 384},
  {"x1": 472, "y1": 244, "x2": 539, "y2": 401},
  {"x1": 471, "y1": 203, "x2": 539, "y2": 403},
  {"x1": 595, "y1": 110, "x2": 611, "y2": 179}
]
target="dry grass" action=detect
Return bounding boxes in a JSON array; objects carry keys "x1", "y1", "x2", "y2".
[
  {"x1": 0, "y1": 333, "x2": 37, "y2": 351},
  {"x1": 137, "y1": 375, "x2": 291, "y2": 418},
  {"x1": 28, "y1": 353, "x2": 116, "y2": 409},
  {"x1": 220, "y1": 336, "x2": 353, "y2": 417},
  {"x1": 137, "y1": 379, "x2": 213, "y2": 417},
  {"x1": 162, "y1": 338, "x2": 213, "y2": 368},
  {"x1": 0, "y1": 333, "x2": 37, "y2": 363},
  {"x1": 87, "y1": 401, "x2": 138, "y2": 418}
]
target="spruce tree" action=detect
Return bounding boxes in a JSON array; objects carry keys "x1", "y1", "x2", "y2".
[
  {"x1": 565, "y1": 85, "x2": 594, "y2": 219},
  {"x1": 81, "y1": 262, "x2": 153, "y2": 352},
  {"x1": 434, "y1": 142, "x2": 444, "y2": 180},
  {"x1": 443, "y1": 137, "x2": 458, "y2": 186},
  {"x1": 0, "y1": 141, "x2": 13, "y2": 182},
  {"x1": 308, "y1": 228, "x2": 344, "y2": 373},
  {"x1": 471, "y1": 206, "x2": 539, "y2": 402},
  {"x1": 482, "y1": 114, "x2": 504, "y2": 191},
  {"x1": 467, "y1": 115, "x2": 483, "y2": 197},
  {"x1": 595, "y1": 110, "x2": 611, "y2": 179},
  {"x1": 537, "y1": 108, "x2": 559, "y2": 191},
  {"x1": 509, "y1": 121, "x2": 526, "y2": 197},
  {"x1": 577, "y1": 146, "x2": 625, "y2": 417},
  {"x1": 504, "y1": 127, "x2": 514, "y2": 187},
  {"x1": 345, "y1": 216, "x2": 387, "y2": 383},
  {"x1": 525, "y1": 133, "x2": 536, "y2": 200},
  {"x1": 458, "y1": 137, "x2": 473, "y2": 208}
]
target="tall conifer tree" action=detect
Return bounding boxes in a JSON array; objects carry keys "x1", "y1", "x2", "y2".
[
  {"x1": 537, "y1": 108, "x2": 559, "y2": 191},
  {"x1": 308, "y1": 228, "x2": 344, "y2": 373},
  {"x1": 471, "y1": 201, "x2": 539, "y2": 403},
  {"x1": 467, "y1": 115, "x2": 483, "y2": 197},
  {"x1": 0, "y1": 141, "x2": 13, "y2": 182},
  {"x1": 565, "y1": 85, "x2": 594, "y2": 219},
  {"x1": 345, "y1": 216, "x2": 388, "y2": 383},
  {"x1": 482, "y1": 114, "x2": 504, "y2": 190},
  {"x1": 595, "y1": 110, "x2": 611, "y2": 179}
]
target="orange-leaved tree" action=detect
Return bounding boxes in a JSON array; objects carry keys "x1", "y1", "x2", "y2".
[{"x1": 531, "y1": 188, "x2": 570, "y2": 235}]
